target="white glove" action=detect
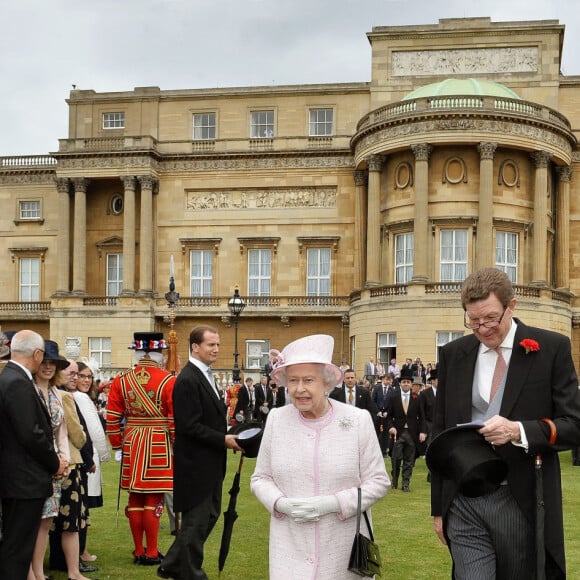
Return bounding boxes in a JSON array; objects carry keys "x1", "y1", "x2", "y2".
[
  {"x1": 275, "y1": 497, "x2": 294, "y2": 517},
  {"x1": 287, "y1": 495, "x2": 340, "y2": 523}
]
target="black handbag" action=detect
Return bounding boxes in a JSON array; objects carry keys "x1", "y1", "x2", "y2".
[{"x1": 348, "y1": 488, "x2": 382, "y2": 577}]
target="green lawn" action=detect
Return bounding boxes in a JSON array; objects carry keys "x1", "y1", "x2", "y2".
[{"x1": 45, "y1": 451, "x2": 580, "y2": 579}]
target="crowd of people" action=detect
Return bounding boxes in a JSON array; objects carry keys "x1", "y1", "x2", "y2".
[{"x1": 2, "y1": 267, "x2": 580, "y2": 579}]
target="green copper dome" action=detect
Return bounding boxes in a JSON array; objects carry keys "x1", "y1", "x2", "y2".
[{"x1": 402, "y1": 78, "x2": 521, "y2": 100}]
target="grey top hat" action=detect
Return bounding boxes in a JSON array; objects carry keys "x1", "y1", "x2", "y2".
[{"x1": 426, "y1": 423, "x2": 508, "y2": 498}]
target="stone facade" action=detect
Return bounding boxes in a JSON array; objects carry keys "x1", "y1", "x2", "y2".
[{"x1": 1, "y1": 17, "x2": 579, "y2": 378}]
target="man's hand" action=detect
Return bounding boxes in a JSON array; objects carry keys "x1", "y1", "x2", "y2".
[
  {"x1": 54, "y1": 457, "x2": 69, "y2": 478},
  {"x1": 225, "y1": 434, "x2": 244, "y2": 452},
  {"x1": 389, "y1": 427, "x2": 397, "y2": 437},
  {"x1": 433, "y1": 516, "x2": 447, "y2": 545},
  {"x1": 479, "y1": 415, "x2": 521, "y2": 446},
  {"x1": 419, "y1": 432, "x2": 427, "y2": 443}
]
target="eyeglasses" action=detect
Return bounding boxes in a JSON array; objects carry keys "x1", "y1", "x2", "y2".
[
  {"x1": 78, "y1": 373, "x2": 93, "y2": 380},
  {"x1": 68, "y1": 371, "x2": 79, "y2": 377},
  {"x1": 464, "y1": 307, "x2": 507, "y2": 330}
]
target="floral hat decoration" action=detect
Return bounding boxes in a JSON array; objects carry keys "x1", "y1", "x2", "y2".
[{"x1": 268, "y1": 334, "x2": 343, "y2": 386}]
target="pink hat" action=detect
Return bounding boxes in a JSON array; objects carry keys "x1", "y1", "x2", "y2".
[{"x1": 269, "y1": 334, "x2": 343, "y2": 386}]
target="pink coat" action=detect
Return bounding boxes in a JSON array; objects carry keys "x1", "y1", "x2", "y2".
[{"x1": 251, "y1": 400, "x2": 389, "y2": 580}]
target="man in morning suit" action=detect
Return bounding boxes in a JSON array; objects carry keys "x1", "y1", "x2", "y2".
[
  {"x1": 372, "y1": 372, "x2": 396, "y2": 456},
  {"x1": 0, "y1": 330, "x2": 67, "y2": 579},
  {"x1": 158, "y1": 325, "x2": 242, "y2": 580},
  {"x1": 419, "y1": 367, "x2": 437, "y2": 482},
  {"x1": 233, "y1": 376, "x2": 255, "y2": 423},
  {"x1": 431, "y1": 268, "x2": 580, "y2": 579},
  {"x1": 254, "y1": 374, "x2": 274, "y2": 424},
  {"x1": 386, "y1": 368, "x2": 421, "y2": 491},
  {"x1": 329, "y1": 368, "x2": 378, "y2": 420}
]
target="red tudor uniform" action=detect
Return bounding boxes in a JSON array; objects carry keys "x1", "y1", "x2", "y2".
[{"x1": 107, "y1": 332, "x2": 175, "y2": 566}]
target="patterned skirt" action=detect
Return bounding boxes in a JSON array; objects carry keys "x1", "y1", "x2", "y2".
[
  {"x1": 41, "y1": 477, "x2": 63, "y2": 519},
  {"x1": 51, "y1": 466, "x2": 90, "y2": 533}
]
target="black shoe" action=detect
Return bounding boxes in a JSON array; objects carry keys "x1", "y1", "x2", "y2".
[
  {"x1": 79, "y1": 560, "x2": 99, "y2": 572},
  {"x1": 402, "y1": 484, "x2": 410, "y2": 492},
  {"x1": 157, "y1": 566, "x2": 174, "y2": 579},
  {"x1": 391, "y1": 480, "x2": 398, "y2": 490},
  {"x1": 139, "y1": 553, "x2": 164, "y2": 566}
]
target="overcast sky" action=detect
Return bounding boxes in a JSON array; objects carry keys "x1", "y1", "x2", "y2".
[{"x1": 1, "y1": 0, "x2": 578, "y2": 157}]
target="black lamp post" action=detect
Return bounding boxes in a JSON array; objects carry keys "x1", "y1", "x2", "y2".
[
  {"x1": 164, "y1": 255, "x2": 180, "y2": 375},
  {"x1": 227, "y1": 285, "x2": 246, "y2": 382}
]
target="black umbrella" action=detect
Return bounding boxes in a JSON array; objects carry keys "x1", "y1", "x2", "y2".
[
  {"x1": 218, "y1": 453, "x2": 244, "y2": 576},
  {"x1": 534, "y1": 454, "x2": 546, "y2": 580}
]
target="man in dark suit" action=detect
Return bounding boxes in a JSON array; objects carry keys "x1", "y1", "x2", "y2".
[
  {"x1": 275, "y1": 384, "x2": 291, "y2": 407},
  {"x1": 386, "y1": 368, "x2": 421, "y2": 491},
  {"x1": 233, "y1": 377, "x2": 255, "y2": 423},
  {"x1": 329, "y1": 368, "x2": 378, "y2": 419},
  {"x1": 372, "y1": 373, "x2": 396, "y2": 456},
  {"x1": 431, "y1": 268, "x2": 580, "y2": 579},
  {"x1": 0, "y1": 330, "x2": 67, "y2": 579},
  {"x1": 419, "y1": 367, "x2": 438, "y2": 482},
  {"x1": 254, "y1": 375, "x2": 273, "y2": 424},
  {"x1": 158, "y1": 325, "x2": 242, "y2": 580}
]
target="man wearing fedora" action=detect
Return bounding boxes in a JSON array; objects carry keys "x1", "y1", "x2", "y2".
[
  {"x1": 431, "y1": 268, "x2": 580, "y2": 579},
  {"x1": 386, "y1": 368, "x2": 421, "y2": 491},
  {"x1": 158, "y1": 325, "x2": 242, "y2": 580},
  {"x1": 107, "y1": 332, "x2": 175, "y2": 566}
]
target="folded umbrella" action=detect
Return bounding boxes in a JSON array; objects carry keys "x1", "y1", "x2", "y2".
[
  {"x1": 218, "y1": 453, "x2": 244, "y2": 576},
  {"x1": 535, "y1": 454, "x2": 546, "y2": 580}
]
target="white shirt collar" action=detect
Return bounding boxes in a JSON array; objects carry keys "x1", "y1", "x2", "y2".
[{"x1": 480, "y1": 318, "x2": 517, "y2": 355}]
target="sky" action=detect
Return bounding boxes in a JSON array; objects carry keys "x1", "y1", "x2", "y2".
[{"x1": 1, "y1": 0, "x2": 579, "y2": 157}]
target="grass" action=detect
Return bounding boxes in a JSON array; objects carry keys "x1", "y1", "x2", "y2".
[{"x1": 45, "y1": 451, "x2": 580, "y2": 579}]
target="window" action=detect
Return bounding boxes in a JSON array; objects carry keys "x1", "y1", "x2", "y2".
[
  {"x1": 309, "y1": 108, "x2": 333, "y2": 136},
  {"x1": 251, "y1": 111, "x2": 274, "y2": 138},
  {"x1": 193, "y1": 113, "x2": 216, "y2": 140},
  {"x1": 190, "y1": 250, "x2": 213, "y2": 296},
  {"x1": 436, "y1": 331, "x2": 464, "y2": 362},
  {"x1": 307, "y1": 248, "x2": 331, "y2": 296},
  {"x1": 106, "y1": 253, "x2": 123, "y2": 296},
  {"x1": 89, "y1": 337, "x2": 112, "y2": 369},
  {"x1": 378, "y1": 333, "x2": 397, "y2": 366},
  {"x1": 395, "y1": 232, "x2": 414, "y2": 284},
  {"x1": 248, "y1": 249, "x2": 271, "y2": 296},
  {"x1": 19, "y1": 200, "x2": 41, "y2": 220},
  {"x1": 246, "y1": 340, "x2": 270, "y2": 370},
  {"x1": 496, "y1": 231, "x2": 518, "y2": 283},
  {"x1": 102, "y1": 112, "x2": 125, "y2": 129},
  {"x1": 440, "y1": 230, "x2": 467, "y2": 282},
  {"x1": 19, "y1": 257, "x2": 40, "y2": 301}
]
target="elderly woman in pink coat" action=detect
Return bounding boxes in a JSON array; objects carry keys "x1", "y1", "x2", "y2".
[{"x1": 251, "y1": 335, "x2": 389, "y2": 580}]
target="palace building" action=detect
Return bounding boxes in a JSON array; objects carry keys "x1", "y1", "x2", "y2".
[{"x1": 1, "y1": 17, "x2": 579, "y2": 381}]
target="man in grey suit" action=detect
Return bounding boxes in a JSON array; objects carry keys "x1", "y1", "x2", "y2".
[
  {"x1": 431, "y1": 268, "x2": 580, "y2": 579},
  {"x1": 0, "y1": 330, "x2": 67, "y2": 579},
  {"x1": 158, "y1": 325, "x2": 242, "y2": 580}
]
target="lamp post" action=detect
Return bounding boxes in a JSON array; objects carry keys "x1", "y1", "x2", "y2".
[
  {"x1": 164, "y1": 255, "x2": 180, "y2": 375},
  {"x1": 227, "y1": 285, "x2": 246, "y2": 382}
]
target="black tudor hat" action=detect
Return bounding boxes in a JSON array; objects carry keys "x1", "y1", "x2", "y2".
[
  {"x1": 425, "y1": 423, "x2": 508, "y2": 498},
  {"x1": 228, "y1": 422, "x2": 264, "y2": 458},
  {"x1": 129, "y1": 332, "x2": 168, "y2": 352}
]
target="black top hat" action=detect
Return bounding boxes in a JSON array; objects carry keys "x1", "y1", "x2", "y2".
[
  {"x1": 429, "y1": 367, "x2": 438, "y2": 380},
  {"x1": 425, "y1": 423, "x2": 508, "y2": 498},
  {"x1": 43, "y1": 340, "x2": 70, "y2": 371},
  {"x1": 129, "y1": 332, "x2": 168, "y2": 352},
  {"x1": 228, "y1": 422, "x2": 264, "y2": 458},
  {"x1": 400, "y1": 368, "x2": 414, "y2": 381}
]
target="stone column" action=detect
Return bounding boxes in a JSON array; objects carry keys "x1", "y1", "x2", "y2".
[
  {"x1": 353, "y1": 169, "x2": 368, "y2": 289},
  {"x1": 530, "y1": 151, "x2": 551, "y2": 287},
  {"x1": 365, "y1": 155, "x2": 385, "y2": 286},
  {"x1": 71, "y1": 178, "x2": 89, "y2": 295},
  {"x1": 476, "y1": 142, "x2": 497, "y2": 270},
  {"x1": 121, "y1": 175, "x2": 136, "y2": 295},
  {"x1": 55, "y1": 178, "x2": 71, "y2": 295},
  {"x1": 137, "y1": 175, "x2": 157, "y2": 295},
  {"x1": 410, "y1": 144, "x2": 432, "y2": 283},
  {"x1": 555, "y1": 166, "x2": 572, "y2": 289}
]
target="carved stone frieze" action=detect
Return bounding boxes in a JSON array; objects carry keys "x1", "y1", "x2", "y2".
[
  {"x1": 186, "y1": 187, "x2": 337, "y2": 211},
  {"x1": 392, "y1": 47, "x2": 538, "y2": 76},
  {"x1": 0, "y1": 173, "x2": 57, "y2": 185},
  {"x1": 57, "y1": 156, "x2": 159, "y2": 170},
  {"x1": 355, "y1": 118, "x2": 572, "y2": 158}
]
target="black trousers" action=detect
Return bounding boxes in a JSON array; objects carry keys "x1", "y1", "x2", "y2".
[
  {"x1": 0, "y1": 497, "x2": 44, "y2": 580},
  {"x1": 160, "y1": 483, "x2": 222, "y2": 580},
  {"x1": 392, "y1": 429, "x2": 416, "y2": 485}
]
